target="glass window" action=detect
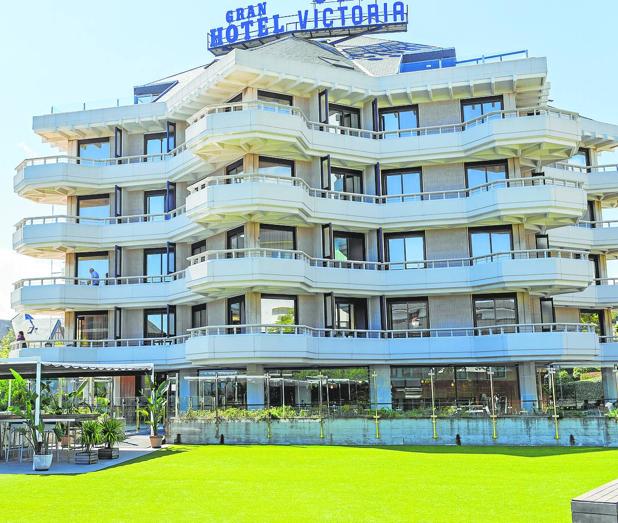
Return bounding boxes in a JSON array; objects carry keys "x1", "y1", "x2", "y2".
[
  {"x1": 386, "y1": 233, "x2": 425, "y2": 269},
  {"x1": 379, "y1": 106, "x2": 419, "y2": 138},
  {"x1": 261, "y1": 295, "x2": 297, "y2": 330},
  {"x1": 461, "y1": 97, "x2": 504, "y2": 123},
  {"x1": 228, "y1": 296, "x2": 246, "y2": 326},
  {"x1": 388, "y1": 299, "x2": 429, "y2": 333},
  {"x1": 227, "y1": 227, "x2": 245, "y2": 251},
  {"x1": 466, "y1": 162, "x2": 508, "y2": 190},
  {"x1": 144, "y1": 190, "x2": 166, "y2": 221},
  {"x1": 144, "y1": 308, "x2": 175, "y2": 338},
  {"x1": 144, "y1": 248, "x2": 174, "y2": 282},
  {"x1": 382, "y1": 169, "x2": 422, "y2": 202},
  {"x1": 335, "y1": 298, "x2": 368, "y2": 331},
  {"x1": 78, "y1": 138, "x2": 110, "y2": 165},
  {"x1": 328, "y1": 104, "x2": 361, "y2": 130},
  {"x1": 334, "y1": 232, "x2": 365, "y2": 261},
  {"x1": 191, "y1": 241, "x2": 207, "y2": 257},
  {"x1": 259, "y1": 225, "x2": 296, "y2": 252},
  {"x1": 470, "y1": 228, "x2": 512, "y2": 263},
  {"x1": 76, "y1": 253, "x2": 109, "y2": 284},
  {"x1": 259, "y1": 156, "x2": 294, "y2": 177},
  {"x1": 569, "y1": 148, "x2": 591, "y2": 169},
  {"x1": 332, "y1": 168, "x2": 363, "y2": 194},
  {"x1": 76, "y1": 312, "x2": 109, "y2": 342},
  {"x1": 226, "y1": 160, "x2": 244, "y2": 178},
  {"x1": 258, "y1": 90, "x2": 293, "y2": 113},
  {"x1": 143, "y1": 133, "x2": 166, "y2": 161},
  {"x1": 580, "y1": 310, "x2": 604, "y2": 336},
  {"x1": 77, "y1": 195, "x2": 110, "y2": 223},
  {"x1": 474, "y1": 295, "x2": 518, "y2": 329},
  {"x1": 192, "y1": 304, "x2": 207, "y2": 329}
]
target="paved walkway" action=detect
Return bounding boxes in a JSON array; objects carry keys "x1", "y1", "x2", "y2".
[{"x1": 0, "y1": 434, "x2": 160, "y2": 475}]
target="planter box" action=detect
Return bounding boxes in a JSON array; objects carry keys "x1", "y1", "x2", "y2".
[
  {"x1": 98, "y1": 447, "x2": 119, "y2": 460},
  {"x1": 75, "y1": 450, "x2": 99, "y2": 465},
  {"x1": 33, "y1": 454, "x2": 53, "y2": 471}
]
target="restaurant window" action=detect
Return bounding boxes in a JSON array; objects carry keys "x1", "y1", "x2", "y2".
[
  {"x1": 259, "y1": 156, "x2": 294, "y2": 177},
  {"x1": 75, "y1": 252, "x2": 109, "y2": 283},
  {"x1": 473, "y1": 295, "x2": 518, "y2": 330},
  {"x1": 77, "y1": 194, "x2": 110, "y2": 223},
  {"x1": 379, "y1": 105, "x2": 419, "y2": 138},
  {"x1": 192, "y1": 304, "x2": 208, "y2": 329},
  {"x1": 461, "y1": 96, "x2": 504, "y2": 123},
  {"x1": 144, "y1": 247, "x2": 175, "y2": 283},
  {"x1": 259, "y1": 225, "x2": 296, "y2": 251},
  {"x1": 465, "y1": 161, "x2": 508, "y2": 190},
  {"x1": 144, "y1": 307, "x2": 176, "y2": 338},
  {"x1": 76, "y1": 311, "x2": 109, "y2": 343},
  {"x1": 143, "y1": 133, "x2": 167, "y2": 161},
  {"x1": 261, "y1": 294, "x2": 297, "y2": 331},
  {"x1": 387, "y1": 298, "x2": 429, "y2": 335},
  {"x1": 332, "y1": 167, "x2": 363, "y2": 194},
  {"x1": 77, "y1": 138, "x2": 110, "y2": 165},
  {"x1": 334, "y1": 232, "x2": 365, "y2": 261},
  {"x1": 329, "y1": 104, "x2": 361, "y2": 130},
  {"x1": 385, "y1": 232, "x2": 425, "y2": 270},
  {"x1": 469, "y1": 227, "x2": 512, "y2": 263},
  {"x1": 382, "y1": 168, "x2": 422, "y2": 202}
]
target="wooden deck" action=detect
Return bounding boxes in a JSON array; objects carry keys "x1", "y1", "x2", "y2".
[{"x1": 572, "y1": 480, "x2": 618, "y2": 522}]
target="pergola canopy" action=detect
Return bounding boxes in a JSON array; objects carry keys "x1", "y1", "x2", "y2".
[{"x1": 0, "y1": 360, "x2": 154, "y2": 380}]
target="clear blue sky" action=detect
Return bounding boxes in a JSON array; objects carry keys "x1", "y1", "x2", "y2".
[{"x1": 0, "y1": 0, "x2": 617, "y2": 317}]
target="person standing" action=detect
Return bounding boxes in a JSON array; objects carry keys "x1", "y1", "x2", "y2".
[{"x1": 89, "y1": 267, "x2": 100, "y2": 286}]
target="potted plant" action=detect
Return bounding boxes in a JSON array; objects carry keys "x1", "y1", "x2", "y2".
[
  {"x1": 75, "y1": 420, "x2": 101, "y2": 465},
  {"x1": 140, "y1": 377, "x2": 170, "y2": 448},
  {"x1": 8, "y1": 369, "x2": 53, "y2": 471},
  {"x1": 98, "y1": 416, "x2": 125, "y2": 459}
]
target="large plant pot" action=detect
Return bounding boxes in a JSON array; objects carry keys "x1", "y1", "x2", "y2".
[
  {"x1": 98, "y1": 447, "x2": 119, "y2": 460},
  {"x1": 33, "y1": 453, "x2": 53, "y2": 471},
  {"x1": 149, "y1": 435, "x2": 163, "y2": 448},
  {"x1": 75, "y1": 450, "x2": 99, "y2": 465}
]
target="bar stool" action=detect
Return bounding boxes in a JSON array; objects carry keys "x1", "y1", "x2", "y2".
[{"x1": 4, "y1": 424, "x2": 29, "y2": 463}]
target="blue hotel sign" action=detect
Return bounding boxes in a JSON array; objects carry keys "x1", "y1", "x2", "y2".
[{"x1": 208, "y1": 0, "x2": 409, "y2": 55}]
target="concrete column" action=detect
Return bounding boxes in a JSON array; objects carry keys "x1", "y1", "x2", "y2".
[
  {"x1": 247, "y1": 364, "x2": 265, "y2": 410},
  {"x1": 518, "y1": 362, "x2": 539, "y2": 411},
  {"x1": 370, "y1": 365, "x2": 392, "y2": 409},
  {"x1": 602, "y1": 367, "x2": 618, "y2": 404}
]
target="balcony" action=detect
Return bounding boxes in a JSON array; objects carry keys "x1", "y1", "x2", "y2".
[
  {"x1": 13, "y1": 209, "x2": 205, "y2": 258},
  {"x1": 553, "y1": 279, "x2": 618, "y2": 308},
  {"x1": 186, "y1": 101, "x2": 584, "y2": 165},
  {"x1": 546, "y1": 164, "x2": 618, "y2": 203},
  {"x1": 186, "y1": 248, "x2": 593, "y2": 299},
  {"x1": 185, "y1": 323, "x2": 599, "y2": 366},
  {"x1": 9, "y1": 336, "x2": 188, "y2": 369},
  {"x1": 549, "y1": 221, "x2": 618, "y2": 254},
  {"x1": 186, "y1": 173, "x2": 586, "y2": 230},
  {"x1": 600, "y1": 338, "x2": 618, "y2": 364},
  {"x1": 11, "y1": 272, "x2": 193, "y2": 312}
]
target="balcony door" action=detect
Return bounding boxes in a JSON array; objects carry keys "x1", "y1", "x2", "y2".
[
  {"x1": 260, "y1": 295, "x2": 297, "y2": 332},
  {"x1": 328, "y1": 104, "x2": 361, "y2": 130},
  {"x1": 75, "y1": 252, "x2": 109, "y2": 284},
  {"x1": 469, "y1": 227, "x2": 513, "y2": 263},
  {"x1": 77, "y1": 194, "x2": 110, "y2": 224},
  {"x1": 76, "y1": 311, "x2": 109, "y2": 344},
  {"x1": 332, "y1": 167, "x2": 363, "y2": 194},
  {"x1": 335, "y1": 298, "x2": 368, "y2": 332},
  {"x1": 465, "y1": 161, "x2": 508, "y2": 190},
  {"x1": 461, "y1": 96, "x2": 504, "y2": 122},
  {"x1": 144, "y1": 247, "x2": 175, "y2": 283},
  {"x1": 333, "y1": 232, "x2": 365, "y2": 262},
  {"x1": 379, "y1": 105, "x2": 419, "y2": 138},
  {"x1": 473, "y1": 295, "x2": 518, "y2": 333},
  {"x1": 227, "y1": 296, "x2": 246, "y2": 332},
  {"x1": 144, "y1": 307, "x2": 176, "y2": 339},
  {"x1": 385, "y1": 232, "x2": 425, "y2": 270},
  {"x1": 382, "y1": 168, "x2": 422, "y2": 202},
  {"x1": 387, "y1": 298, "x2": 429, "y2": 336},
  {"x1": 77, "y1": 138, "x2": 110, "y2": 165}
]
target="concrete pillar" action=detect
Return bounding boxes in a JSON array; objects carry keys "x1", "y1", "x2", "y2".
[
  {"x1": 518, "y1": 362, "x2": 539, "y2": 412},
  {"x1": 370, "y1": 365, "x2": 392, "y2": 409},
  {"x1": 247, "y1": 364, "x2": 265, "y2": 410},
  {"x1": 296, "y1": 381, "x2": 312, "y2": 407},
  {"x1": 602, "y1": 367, "x2": 618, "y2": 404}
]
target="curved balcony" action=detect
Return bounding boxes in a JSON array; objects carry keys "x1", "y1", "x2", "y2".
[
  {"x1": 546, "y1": 163, "x2": 618, "y2": 203},
  {"x1": 186, "y1": 248, "x2": 593, "y2": 299},
  {"x1": 553, "y1": 279, "x2": 618, "y2": 308},
  {"x1": 9, "y1": 336, "x2": 189, "y2": 370},
  {"x1": 186, "y1": 173, "x2": 586, "y2": 231},
  {"x1": 11, "y1": 272, "x2": 193, "y2": 312},
  {"x1": 549, "y1": 221, "x2": 618, "y2": 254},
  {"x1": 186, "y1": 101, "x2": 583, "y2": 165},
  {"x1": 13, "y1": 208, "x2": 207, "y2": 258},
  {"x1": 185, "y1": 323, "x2": 599, "y2": 366},
  {"x1": 600, "y1": 338, "x2": 618, "y2": 364}
]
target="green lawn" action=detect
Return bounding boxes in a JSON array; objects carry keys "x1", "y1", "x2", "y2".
[{"x1": 3, "y1": 446, "x2": 618, "y2": 522}]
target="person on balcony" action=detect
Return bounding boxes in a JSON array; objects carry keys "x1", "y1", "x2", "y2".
[
  {"x1": 89, "y1": 267, "x2": 100, "y2": 286},
  {"x1": 16, "y1": 331, "x2": 26, "y2": 348}
]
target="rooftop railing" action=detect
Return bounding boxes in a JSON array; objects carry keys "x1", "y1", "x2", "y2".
[
  {"x1": 455, "y1": 50, "x2": 529, "y2": 66},
  {"x1": 48, "y1": 95, "x2": 158, "y2": 115}
]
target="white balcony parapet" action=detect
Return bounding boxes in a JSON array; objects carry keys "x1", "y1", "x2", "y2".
[
  {"x1": 549, "y1": 220, "x2": 618, "y2": 253},
  {"x1": 11, "y1": 335, "x2": 189, "y2": 350},
  {"x1": 14, "y1": 271, "x2": 187, "y2": 290},
  {"x1": 553, "y1": 278, "x2": 618, "y2": 308},
  {"x1": 552, "y1": 162, "x2": 618, "y2": 174}
]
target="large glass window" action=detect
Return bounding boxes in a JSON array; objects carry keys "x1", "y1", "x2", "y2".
[
  {"x1": 385, "y1": 233, "x2": 425, "y2": 269},
  {"x1": 77, "y1": 195, "x2": 110, "y2": 224},
  {"x1": 144, "y1": 308, "x2": 176, "y2": 339},
  {"x1": 473, "y1": 295, "x2": 518, "y2": 330},
  {"x1": 382, "y1": 168, "x2": 422, "y2": 202},
  {"x1": 465, "y1": 161, "x2": 508, "y2": 190},
  {"x1": 335, "y1": 298, "x2": 368, "y2": 331},
  {"x1": 144, "y1": 190, "x2": 166, "y2": 221},
  {"x1": 76, "y1": 311, "x2": 108, "y2": 343},
  {"x1": 334, "y1": 232, "x2": 365, "y2": 262},
  {"x1": 192, "y1": 304, "x2": 207, "y2": 329},
  {"x1": 569, "y1": 148, "x2": 591, "y2": 170},
  {"x1": 259, "y1": 225, "x2": 296, "y2": 252},
  {"x1": 461, "y1": 96, "x2": 504, "y2": 123},
  {"x1": 78, "y1": 138, "x2": 110, "y2": 165},
  {"x1": 261, "y1": 295, "x2": 297, "y2": 332},
  {"x1": 75, "y1": 252, "x2": 109, "y2": 284},
  {"x1": 379, "y1": 106, "x2": 419, "y2": 138},
  {"x1": 469, "y1": 227, "x2": 512, "y2": 263},
  {"x1": 332, "y1": 168, "x2": 363, "y2": 194},
  {"x1": 258, "y1": 156, "x2": 294, "y2": 177},
  {"x1": 143, "y1": 133, "x2": 166, "y2": 161},
  {"x1": 387, "y1": 298, "x2": 429, "y2": 334},
  {"x1": 580, "y1": 310, "x2": 605, "y2": 336},
  {"x1": 144, "y1": 248, "x2": 175, "y2": 283},
  {"x1": 328, "y1": 104, "x2": 361, "y2": 130}
]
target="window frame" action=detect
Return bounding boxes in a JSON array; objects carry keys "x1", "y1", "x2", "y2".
[
  {"x1": 143, "y1": 307, "x2": 176, "y2": 339},
  {"x1": 333, "y1": 231, "x2": 367, "y2": 262},
  {"x1": 331, "y1": 166, "x2": 364, "y2": 194},
  {"x1": 75, "y1": 310, "x2": 109, "y2": 341},
  {"x1": 143, "y1": 132, "x2": 167, "y2": 159},
  {"x1": 378, "y1": 104, "x2": 419, "y2": 134},
  {"x1": 384, "y1": 231, "x2": 426, "y2": 267},
  {"x1": 464, "y1": 160, "x2": 509, "y2": 189},
  {"x1": 381, "y1": 167, "x2": 423, "y2": 198},
  {"x1": 259, "y1": 224, "x2": 297, "y2": 251},
  {"x1": 191, "y1": 304, "x2": 208, "y2": 329},
  {"x1": 460, "y1": 95, "x2": 504, "y2": 123},
  {"x1": 468, "y1": 226, "x2": 514, "y2": 260},
  {"x1": 143, "y1": 247, "x2": 175, "y2": 280},
  {"x1": 257, "y1": 90, "x2": 293, "y2": 106},
  {"x1": 328, "y1": 103, "x2": 361, "y2": 129},
  {"x1": 143, "y1": 190, "x2": 167, "y2": 217},
  {"x1": 76, "y1": 194, "x2": 111, "y2": 222},
  {"x1": 472, "y1": 294, "x2": 519, "y2": 329},
  {"x1": 227, "y1": 295, "x2": 246, "y2": 325},
  {"x1": 258, "y1": 156, "x2": 296, "y2": 177},
  {"x1": 77, "y1": 137, "x2": 111, "y2": 161},
  {"x1": 386, "y1": 297, "x2": 430, "y2": 332},
  {"x1": 75, "y1": 251, "x2": 109, "y2": 279},
  {"x1": 260, "y1": 293, "x2": 299, "y2": 325}
]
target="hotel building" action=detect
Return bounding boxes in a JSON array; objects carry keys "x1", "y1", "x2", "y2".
[{"x1": 10, "y1": 28, "x2": 618, "y2": 413}]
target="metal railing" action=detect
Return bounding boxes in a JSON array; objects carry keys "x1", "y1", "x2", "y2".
[
  {"x1": 11, "y1": 335, "x2": 189, "y2": 351},
  {"x1": 15, "y1": 207, "x2": 186, "y2": 231},
  {"x1": 188, "y1": 247, "x2": 589, "y2": 271},
  {"x1": 188, "y1": 322, "x2": 596, "y2": 338},
  {"x1": 14, "y1": 271, "x2": 186, "y2": 290},
  {"x1": 455, "y1": 50, "x2": 529, "y2": 66},
  {"x1": 576, "y1": 219, "x2": 618, "y2": 229},
  {"x1": 188, "y1": 171, "x2": 582, "y2": 203},
  {"x1": 552, "y1": 162, "x2": 618, "y2": 174}
]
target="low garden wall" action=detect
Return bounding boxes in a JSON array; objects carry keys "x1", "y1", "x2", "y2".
[{"x1": 168, "y1": 416, "x2": 618, "y2": 447}]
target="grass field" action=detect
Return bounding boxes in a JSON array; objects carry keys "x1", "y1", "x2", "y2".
[{"x1": 2, "y1": 445, "x2": 618, "y2": 522}]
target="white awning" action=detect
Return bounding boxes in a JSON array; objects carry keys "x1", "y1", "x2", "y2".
[{"x1": 0, "y1": 359, "x2": 154, "y2": 379}]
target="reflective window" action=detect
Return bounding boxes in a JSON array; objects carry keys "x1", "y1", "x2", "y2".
[
  {"x1": 192, "y1": 304, "x2": 207, "y2": 329},
  {"x1": 259, "y1": 156, "x2": 294, "y2": 177},
  {"x1": 258, "y1": 90, "x2": 293, "y2": 113},
  {"x1": 77, "y1": 195, "x2": 110, "y2": 223},
  {"x1": 334, "y1": 232, "x2": 365, "y2": 261},
  {"x1": 335, "y1": 298, "x2": 368, "y2": 331},
  {"x1": 144, "y1": 248, "x2": 174, "y2": 282},
  {"x1": 580, "y1": 310, "x2": 604, "y2": 336},
  {"x1": 388, "y1": 299, "x2": 429, "y2": 333},
  {"x1": 466, "y1": 161, "x2": 508, "y2": 189},
  {"x1": 328, "y1": 104, "x2": 361, "y2": 130},
  {"x1": 259, "y1": 225, "x2": 296, "y2": 251},
  {"x1": 144, "y1": 133, "x2": 166, "y2": 161},
  {"x1": 78, "y1": 138, "x2": 111, "y2": 165},
  {"x1": 227, "y1": 296, "x2": 246, "y2": 325},
  {"x1": 227, "y1": 227, "x2": 245, "y2": 250},
  {"x1": 76, "y1": 311, "x2": 108, "y2": 342},
  {"x1": 382, "y1": 169, "x2": 422, "y2": 202},
  {"x1": 461, "y1": 97, "x2": 504, "y2": 122},
  {"x1": 385, "y1": 233, "x2": 425, "y2": 269},
  {"x1": 569, "y1": 148, "x2": 590, "y2": 168},
  {"x1": 191, "y1": 240, "x2": 207, "y2": 257},
  {"x1": 144, "y1": 308, "x2": 175, "y2": 338},
  {"x1": 144, "y1": 190, "x2": 166, "y2": 221},
  {"x1": 76, "y1": 253, "x2": 109, "y2": 284},
  {"x1": 470, "y1": 228, "x2": 512, "y2": 263},
  {"x1": 261, "y1": 295, "x2": 297, "y2": 329},
  {"x1": 474, "y1": 295, "x2": 518, "y2": 329},
  {"x1": 332, "y1": 168, "x2": 363, "y2": 194},
  {"x1": 379, "y1": 106, "x2": 419, "y2": 138}
]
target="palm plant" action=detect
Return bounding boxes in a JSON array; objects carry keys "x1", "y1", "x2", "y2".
[
  {"x1": 80, "y1": 420, "x2": 102, "y2": 452},
  {"x1": 100, "y1": 416, "x2": 125, "y2": 449},
  {"x1": 139, "y1": 376, "x2": 170, "y2": 437}
]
